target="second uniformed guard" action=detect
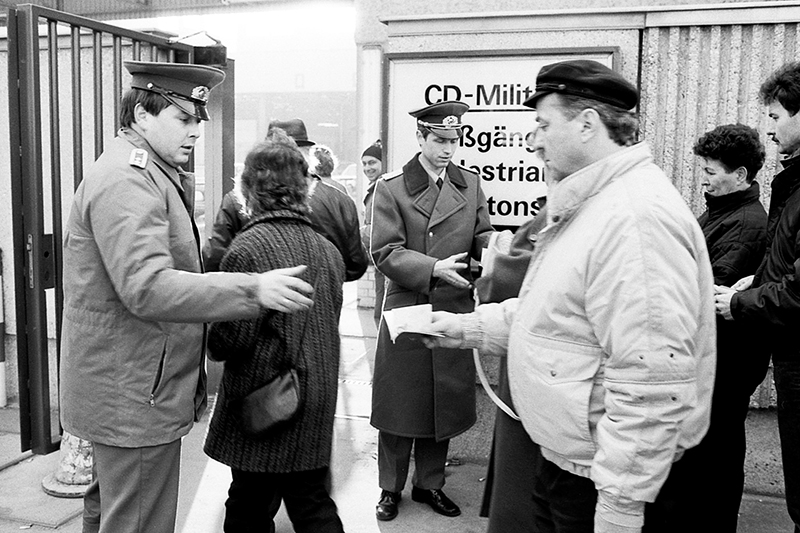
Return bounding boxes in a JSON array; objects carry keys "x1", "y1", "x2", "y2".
[
  {"x1": 369, "y1": 100, "x2": 495, "y2": 521},
  {"x1": 60, "y1": 61, "x2": 315, "y2": 533}
]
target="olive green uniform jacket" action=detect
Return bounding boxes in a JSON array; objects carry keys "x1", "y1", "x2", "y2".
[{"x1": 60, "y1": 128, "x2": 263, "y2": 448}]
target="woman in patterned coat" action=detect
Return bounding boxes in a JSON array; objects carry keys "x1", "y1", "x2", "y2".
[{"x1": 203, "y1": 138, "x2": 346, "y2": 533}]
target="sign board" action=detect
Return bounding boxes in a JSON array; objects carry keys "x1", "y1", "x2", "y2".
[{"x1": 386, "y1": 50, "x2": 616, "y2": 228}]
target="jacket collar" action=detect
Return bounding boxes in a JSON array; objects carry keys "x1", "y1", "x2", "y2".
[
  {"x1": 242, "y1": 208, "x2": 313, "y2": 233},
  {"x1": 403, "y1": 154, "x2": 466, "y2": 196},
  {"x1": 546, "y1": 142, "x2": 653, "y2": 225},
  {"x1": 704, "y1": 181, "x2": 761, "y2": 215}
]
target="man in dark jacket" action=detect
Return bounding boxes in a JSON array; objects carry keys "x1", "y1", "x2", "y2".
[
  {"x1": 683, "y1": 124, "x2": 767, "y2": 532},
  {"x1": 203, "y1": 119, "x2": 368, "y2": 281},
  {"x1": 370, "y1": 101, "x2": 494, "y2": 521},
  {"x1": 716, "y1": 62, "x2": 800, "y2": 531}
]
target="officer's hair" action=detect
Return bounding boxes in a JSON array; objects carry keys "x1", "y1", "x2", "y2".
[
  {"x1": 555, "y1": 93, "x2": 639, "y2": 147},
  {"x1": 119, "y1": 88, "x2": 172, "y2": 128},
  {"x1": 240, "y1": 140, "x2": 309, "y2": 217},
  {"x1": 417, "y1": 125, "x2": 434, "y2": 139},
  {"x1": 761, "y1": 61, "x2": 800, "y2": 115},
  {"x1": 693, "y1": 124, "x2": 766, "y2": 183}
]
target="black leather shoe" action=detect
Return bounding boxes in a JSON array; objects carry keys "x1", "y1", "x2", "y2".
[
  {"x1": 376, "y1": 490, "x2": 401, "y2": 521},
  {"x1": 411, "y1": 487, "x2": 461, "y2": 517}
]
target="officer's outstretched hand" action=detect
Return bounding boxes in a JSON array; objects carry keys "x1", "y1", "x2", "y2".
[
  {"x1": 421, "y1": 311, "x2": 464, "y2": 349},
  {"x1": 432, "y1": 252, "x2": 471, "y2": 289},
  {"x1": 257, "y1": 265, "x2": 314, "y2": 313}
]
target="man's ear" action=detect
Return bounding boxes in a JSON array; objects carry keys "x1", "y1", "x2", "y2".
[
  {"x1": 578, "y1": 108, "x2": 601, "y2": 141},
  {"x1": 133, "y1": 103, "x2": 150, "y2": 128},
  {"x1": 415, "y1": 129, "x2": 424, "y2": 147}
]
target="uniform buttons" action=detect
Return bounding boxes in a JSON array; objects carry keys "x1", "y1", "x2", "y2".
[
  {"x1": 550, "y1": 370, "x2": 557, "y2": 377},
  {"x1": 429, "y1": 231, "x2": 434, "y2": 237},
  {"x1": 552, "y1": 215, "x2": 560, "y2": 223}
]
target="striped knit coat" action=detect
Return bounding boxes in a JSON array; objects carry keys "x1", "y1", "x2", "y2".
[{"x1": 203, "y1": 209, "x2": 345, "y2": 473}]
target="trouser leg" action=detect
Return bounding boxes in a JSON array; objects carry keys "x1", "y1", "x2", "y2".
[
  {"x1": 282, "y1": 467, "x2": 344, "y2": 533},
  {"x1": 410, "y1": 437, "x2": 449, "y2": 490},
  {"x1": 378, "y1": 432, "x2": 413, "y2": 493},
  {"x1": 774, "y1": 361, "x2": 800, "y2": 533},
  {"x1": 82, "y1": 461, "x2": 100, "y2": 533},
  {"x1": 92, "y1": 439, "x2": 181, "y2": 533},
  {"x1": 529, "y1": 443, "x2": 596, "y2": 533},
  {"x1": 224, "y1": 469, "x2": 281, "y2": 533}
]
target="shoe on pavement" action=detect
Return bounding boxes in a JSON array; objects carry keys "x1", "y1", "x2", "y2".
[
  {"x1": 376, "y1": 489, "x2": 401, "y2": 521},
  {"x1": 411, "y1": 486, "x2": 461, "y2": 517}
]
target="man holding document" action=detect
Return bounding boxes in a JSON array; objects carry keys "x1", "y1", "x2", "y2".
[{"x1": 369, "y1": 100, "x2": 494, "y2": 521}]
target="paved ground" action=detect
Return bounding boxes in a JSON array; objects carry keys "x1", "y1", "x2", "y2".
[{"x1": 0, "y1": 282, "x2": 795, "y2": 532}]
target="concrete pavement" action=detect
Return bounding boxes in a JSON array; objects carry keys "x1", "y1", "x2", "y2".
[{"x1": 0, "y1": 281, "x2": 795, "y2": 532}]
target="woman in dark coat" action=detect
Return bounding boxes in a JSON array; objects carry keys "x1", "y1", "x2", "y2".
[
  {"x1": 671, "y1": 123, "x2": 768, "y2": 532},
  {"x1": 203, "y1": 138, "x2": 346, "y2": 533}
]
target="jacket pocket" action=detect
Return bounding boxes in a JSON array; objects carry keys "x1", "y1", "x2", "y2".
[
  {"x1": 149, "y1": 337, "x2": 169, "y2": 407},
  {"x1": 508, "y1": 330, "x2": 603, "y2": 462}
]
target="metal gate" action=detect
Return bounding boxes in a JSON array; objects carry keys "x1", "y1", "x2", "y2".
[{"x1": 7, "y1": 4, "x2": 232, "y2": 454}]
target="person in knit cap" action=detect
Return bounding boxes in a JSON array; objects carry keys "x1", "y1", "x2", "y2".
[{"x1": 359, "y1": 140, "x2": 385, "y2": 326}]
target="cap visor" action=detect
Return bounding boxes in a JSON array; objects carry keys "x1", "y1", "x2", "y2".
[
  {"x1": 295, "y1": 140, "x2": 315, "y2": 147},
  {"x1": 163, "y1": 94, "x2": 208, "y2": 121},
  {"x1": 431, "y1": 129, "x2": 461, "y2": 140},
  {"x1": 523, "y1": 89, "x2": 551, "y2": 109}
]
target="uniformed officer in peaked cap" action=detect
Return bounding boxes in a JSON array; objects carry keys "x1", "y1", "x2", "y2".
[
  {"x1": 125, "y1": 60, "x2": 225, "y2": 121},
  {"x1": 409, "y1": 100, "x2": 470, "y2": 139},
  {"x1": 369, "y1": 98, "x2": 494, "y2": 522},
  {"x1": 60, "y1": 60, "x2": 314, "y2": 533}
]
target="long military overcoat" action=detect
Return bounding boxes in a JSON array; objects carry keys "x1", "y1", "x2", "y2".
[{"x1": 370, "y1": 154, "x2": 494, "y2": 441}]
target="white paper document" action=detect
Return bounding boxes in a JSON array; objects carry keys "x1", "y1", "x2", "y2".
[{"x1": 382, "y1": 303, "x2": 443, "y2": 343}]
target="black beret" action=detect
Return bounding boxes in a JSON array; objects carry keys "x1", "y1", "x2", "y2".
[{"x1": 523, "y1": 60, "x2": 638, "y2": 111}]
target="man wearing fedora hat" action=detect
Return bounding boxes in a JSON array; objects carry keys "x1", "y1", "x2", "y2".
[
  {"x1": 423, "y1": 60, "x2": 715, "y2": 532},
  {"x1": 369, "y1": 100, "x2": 494, "y2": 521},
  {"x1": 204, "y1": 118, "x2": 368, "y2": 282},
  {"x1": 60, "y1": 61, "x2": 314, "y2": 533}
]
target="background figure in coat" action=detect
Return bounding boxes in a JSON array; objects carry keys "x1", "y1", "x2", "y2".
[
  {"x1": 716, "y1": 61, "x2": 800, "y2": 532},
  {"x1": 685, "y1": 124, "x2": 767, "y2": 531},
  {"x1": 203, "y1": 139, "x2": 346, "y2": 533},
  {"x1": 59, "y1": 61, "x2": 313, "y2": 533},
  {"x1": 311, "y1": 144, "x2": 349, "y2": 194},
  {"x1": 359, "y1": 140, "x2": 386, "y2": 327},
  {"x1": 370, "y1": 101, "x2": 494, "y2": 521},
  {"x1": 204, "y1": 119, "x2": 368, "y2": 282}
]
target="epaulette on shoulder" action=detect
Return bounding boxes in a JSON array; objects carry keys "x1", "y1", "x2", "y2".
[
  {"x1": 456, "y1": 163, "x2": 478, "y2": 177},
  {"x1": 128, "y1": 148, "x2": 148, "y2": 169},
  {"x1": 382, "y1": 169, "x2": 403, "y2": 181}
]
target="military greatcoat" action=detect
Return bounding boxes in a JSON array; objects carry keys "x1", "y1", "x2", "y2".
[{"x1": 370, "y1": 154, "x2": 494, "y2": 441}]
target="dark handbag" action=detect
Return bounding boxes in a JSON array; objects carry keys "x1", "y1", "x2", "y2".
[
  {"x1": 237, "y1": 283, "x2": 315, "y2": 437},
  {"x1": 239, "y1": 368, "x2": 301, "y2": 436}
]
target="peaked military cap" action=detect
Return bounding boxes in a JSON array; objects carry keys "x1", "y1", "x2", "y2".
[
  {"x1": 523, "y1": 60, "x2": 638, "y2": 111},
  {"x1": 125, "y1": 60, "x2": 225, "y2": 121},
  {"x1": 267, "y1": 119, "x2": 315, "y2": 147},
  {"x1": 409, "y1": 101, "x2": 469, "y2": 139}
]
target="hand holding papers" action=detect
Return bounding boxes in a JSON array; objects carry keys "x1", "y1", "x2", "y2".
[{"x1": 382, "y1": 304, "x2": 444, "y2": 343}]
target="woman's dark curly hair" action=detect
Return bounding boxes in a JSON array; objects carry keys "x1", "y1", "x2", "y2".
[
  {"x1": 693, "y1": 124, "x2": 765, "y2": 182},
  {"x1": 760, "y1": 61, "x2": 800, "y2": 115},
  {"x1": 240, "y1": 139, "x2": 309, "y2": 217}
]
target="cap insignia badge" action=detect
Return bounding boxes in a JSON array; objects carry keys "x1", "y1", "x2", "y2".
[
  {"x1": 442, "y1": 115, "x2": 459, "y2": 126},
  {"x1": 191, "y1": 86, "x2": 210, "y2": 102}
]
